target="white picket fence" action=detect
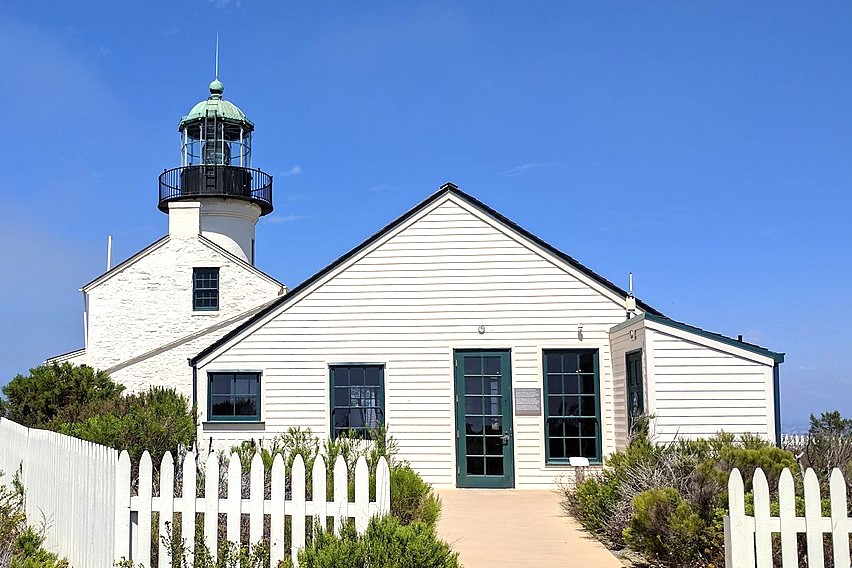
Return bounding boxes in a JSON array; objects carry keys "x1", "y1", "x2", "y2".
[
  {"x1": 0, "y1": 417, "x2": 118, "y2": 568},
  {"x1": 0, "y1": 417, "x2": 391, "y2": 568},
  {"x1": 780, "y1": 434, "x2": 810, "y2": 448},
  {"x1": 725, "y1": 466, "x2": 852, "y2": 568},
  {"x1": 118, "y1": 449, "x2": 391, "y2": 568}
]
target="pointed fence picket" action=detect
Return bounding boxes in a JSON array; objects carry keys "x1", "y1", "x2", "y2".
[
  {"x1": 119, "y1": 450, "x2": 391, "y2": 568},
  {"x1": 725, "y1": 466, "x2": 852, "y2": 568}
]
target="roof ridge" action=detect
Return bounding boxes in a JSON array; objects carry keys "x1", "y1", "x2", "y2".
[{"x1": 190, "y1": 183, "x2": 664, "y2": 364}]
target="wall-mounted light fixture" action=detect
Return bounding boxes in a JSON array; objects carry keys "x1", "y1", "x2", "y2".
[{"x1": 577, "y1": 323, "x2": 584, "y2": 341}]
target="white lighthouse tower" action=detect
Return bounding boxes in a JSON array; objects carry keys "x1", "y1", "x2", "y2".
[{"x1": 158, "y1": 78, "x2": 273, "y2": 264}]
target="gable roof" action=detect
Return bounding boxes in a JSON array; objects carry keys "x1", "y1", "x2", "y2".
[
  {"x1": 643, "y1": 312, "x2": 785, "y2": 364},
  {"x1": 82, "y1": 234, "x2": 284, "y2": 293},
  {"x1": 82, "y1": 236, "x2": 169, "y2": 291},
  {"x1": 191, "y1": 183, "x2": 664, "y2": 365},
  {"x1": 610, "y1": 312, "x2": 785, "y2": 364}
]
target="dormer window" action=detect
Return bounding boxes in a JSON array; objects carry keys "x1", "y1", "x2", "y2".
[{"x1": 193, "y1": 267, "x2": 219, "y2": 311}]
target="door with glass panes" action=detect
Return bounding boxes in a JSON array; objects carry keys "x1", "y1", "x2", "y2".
[
  {"x1": 454, "y1": 350, "x2": 515, "y2": 488},
  {"x1": 626, "y1": 350, "x2": 644, "y2": 432}
]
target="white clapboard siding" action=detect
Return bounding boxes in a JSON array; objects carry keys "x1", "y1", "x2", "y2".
[
  {"x1": 608, "y1": 321, "x2": 646, "y2": 451},
  {"x1": 648, "y1": 329, "x2": 774, "y2": 442},
  {"x1": 121, "y1": 450, "x2": 391, "y2": 568},
  {"x1": 198, "y1": 193, "x2": 631, "y2": 488},
  {"x1": 724, "y1": 467, "x2": 852, "y2": 568},
  {"x1": 0, "y1": 418, "x2": 117, "y2": 568}
]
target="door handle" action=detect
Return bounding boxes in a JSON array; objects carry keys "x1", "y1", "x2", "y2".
[{"x1": 501, "y1": 432, "x2": 511, "y2": 446}]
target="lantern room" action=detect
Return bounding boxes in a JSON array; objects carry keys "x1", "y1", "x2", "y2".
[{"x1": 158, "y1": 79, "x2": 273, "y2": 216}]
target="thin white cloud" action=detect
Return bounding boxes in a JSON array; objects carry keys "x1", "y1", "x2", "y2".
[
  {"x1": 209, "y1": 0, "x2": 241, "y2": 8},
  {"x1": 365, "y1": 184, "x2": 394, "y2": 192},
  {"x1": 268, "y1": 214, "x2": 307, "y2": 224},
  {"x1": 284, "y1": 193, "x2": 311, "y2": 202},
  {"x1": 501, "y1": 162, "x2": 554, "y2": 176},
  {"x1": 281, "y1": 165, "x2": 302, "y2": 177}
]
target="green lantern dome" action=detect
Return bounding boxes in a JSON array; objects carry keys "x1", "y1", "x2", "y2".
[{"x1": 178, "y1": 79, "x2": 254, "y2": 131}]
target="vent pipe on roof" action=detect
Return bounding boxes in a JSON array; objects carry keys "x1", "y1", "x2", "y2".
[{"x1": 106, "y1": 235, "x2": 113, "y2": 271}]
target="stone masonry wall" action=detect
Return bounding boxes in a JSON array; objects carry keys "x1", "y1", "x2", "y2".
[{"x1": 86, "y1": 236, "x2": 282, "y2": 395}]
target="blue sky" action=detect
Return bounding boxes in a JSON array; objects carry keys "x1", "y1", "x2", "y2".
[{"x1": 0, "y1": 2, "x2": 850, "y2": 429}]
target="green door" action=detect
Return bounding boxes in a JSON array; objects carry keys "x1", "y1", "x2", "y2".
[
  {"x1": 454, "y1": 350, "x2": 514, "y2": 488},
  {"x1": 626, "y1": 350, "x2": 644, "y2": 432}
]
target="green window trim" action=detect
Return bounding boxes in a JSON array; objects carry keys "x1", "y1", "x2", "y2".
[
  {"x1": 330, "y1": 364, "x2": 385, "y2": 439},
  {"x1": 208, "y1": 372, "x2": 261, "y2": 422},
  {"x1": 543, "y1": 349, "x2": 602, "y2": 465},
  {"x1": 193, "y1": 267, "x2": 219, "y2": 311}
]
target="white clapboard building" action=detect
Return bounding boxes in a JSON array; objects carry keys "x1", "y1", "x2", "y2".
[{"x1": 50, "y1": 79, "x2": 784, "y2": 489}]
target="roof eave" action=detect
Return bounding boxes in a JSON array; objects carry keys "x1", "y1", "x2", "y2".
[{"x1": 191, "y1": 183, "x2": 667, "y2": 366}]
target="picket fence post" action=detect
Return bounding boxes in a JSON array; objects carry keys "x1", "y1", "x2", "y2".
[
  {"x1": 803, "y1": 469, "x2": 825, "y2": 568},
  {"x1": 829, "y1": 468, "x2": 850, "y2": 568},
  {"x1": 159, "y1": 452, "x2": 174, "y2": 568},
  {"x1": 181, "y1": 451, "x2": 197, "y2": 565},
  {"x1": 725, "y1": 468, "x2": 755, "y2": 568},
  {"x1": 333, "y1": 455, "x2": 348, "y2": 536},
  {"x1": 291, "y1": 454, "x2": 306, "y2": 566},
  {"x1": 115, "y1": 450, "x2": 131, "y2": 561},
  {"x1": 777, "y1": 468, "x2": 797, "y2": 567},
  {"x1": 269, "y1": 454, "x2": 286, "y2": 567}
]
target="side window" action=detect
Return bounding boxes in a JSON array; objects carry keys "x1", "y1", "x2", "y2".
[
  {"x1": 330, "y1": 365, "x2": 384, "y2": 438},
  {"x1": 193, "y1": 267, "x2": 219, "y2": 311},
  {"x1": 543, "y1": 349, "x2": 601, "y2": 463},
  {"x1": 208, "y1": 372, "x2": 261, "y2": 421}
]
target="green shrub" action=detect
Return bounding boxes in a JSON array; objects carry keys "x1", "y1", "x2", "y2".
[
  {"x1": 290, "y1": 516, "x2": 459, "y2": 568},
  {"x1": 229, "y1": 427, "x2": 434, "y2": 527},
  {"x1": 59, "y1": 387, "x2": 196, "y2": 465},
  {"x1": 571, "y1": 475, "x2": 620, "y2": 539},
  {"x1": 2, "y1": 362, "x2": 123, "y2": 428},
  {"x1": 389, "y1": 465, "x2": 441, "y2": 528},
  {"x1": 562, "y1": 430, "x2": 799, "y2": 566},
  {"x1": 623, "y1": 488, "x2": 705, "y2": 564}
]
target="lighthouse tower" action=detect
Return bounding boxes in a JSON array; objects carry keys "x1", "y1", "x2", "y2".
[{"x1": 158, "y1": 78, "x2": 273, "y2": 264}]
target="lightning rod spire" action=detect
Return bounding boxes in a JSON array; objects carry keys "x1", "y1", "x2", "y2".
[{"x1": 215, "y1": 33, "x2": 219, "y2": 79}]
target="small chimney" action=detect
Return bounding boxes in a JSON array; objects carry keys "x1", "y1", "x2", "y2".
[
  {"x1": 168, "y1": 202, "x2": 201, "y2": 239},
  {"x1": 737, "y1": 335, "x2": 743, "y2": 342}
]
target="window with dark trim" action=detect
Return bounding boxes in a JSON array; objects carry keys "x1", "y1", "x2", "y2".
[
  {"x1": 544, "y1": 349, "x2": 601, "y2": 463},
  {"x1": 193, "y1": 267, "x2": 219, "y2": 311},
  {"x1": 330, "y1": 365, "x2": 384, "y2": 438},
  {"x1": 208, "y1": 372, "x2": 260, "y2": 421}
]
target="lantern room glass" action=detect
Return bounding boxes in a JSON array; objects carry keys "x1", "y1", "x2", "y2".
[{"x1": 181, "y1": 119, "x2": 252, "y2": 168}]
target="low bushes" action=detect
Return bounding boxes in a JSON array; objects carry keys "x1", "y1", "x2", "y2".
[
  {"x1": 562, "y1": 427, "x2": 798, "y2": 566},
  {"x1": 229, "y1": 427, "x2": 442, "y2": 529},
  {"x1": 59, "y1": 387, "x2": 196, "y2": 466},
  {"x1": 289, "y1": 516, "x2": 460, "y2": 568},
  {"x1": 1, "y1": 363, "x2": 195, "y2": 467},
  {"x1": 1, "y1": 362, "x2": 123, "y2": 428}
]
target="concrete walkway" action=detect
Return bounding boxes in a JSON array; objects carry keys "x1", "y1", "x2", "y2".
[{"x1": 435, "y1": 489, "x2": 623, "y2": 568}]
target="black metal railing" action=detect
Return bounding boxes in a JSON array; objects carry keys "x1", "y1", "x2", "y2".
[{"x1": 158, "y1": 165, "x2": 273, "y2": 215}]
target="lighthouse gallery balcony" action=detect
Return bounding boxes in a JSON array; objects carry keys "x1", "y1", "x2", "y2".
[{"x1": 158, "y1": 165, "x2": 273, "y2": 216}]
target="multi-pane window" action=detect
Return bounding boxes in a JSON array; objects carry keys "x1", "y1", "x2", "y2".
[
  {"x1": 193, "y1": 268, "x2": 219, "y2": 311},
  {"x1": 330, "y1": 365, "x2": 384, "y2": 438},
  {"x1": 208, "y1": 372, "x2": 260, "y2": 421},
  {"x1": 544, "y1": 349, "x2": 601, "y2": 463}
]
